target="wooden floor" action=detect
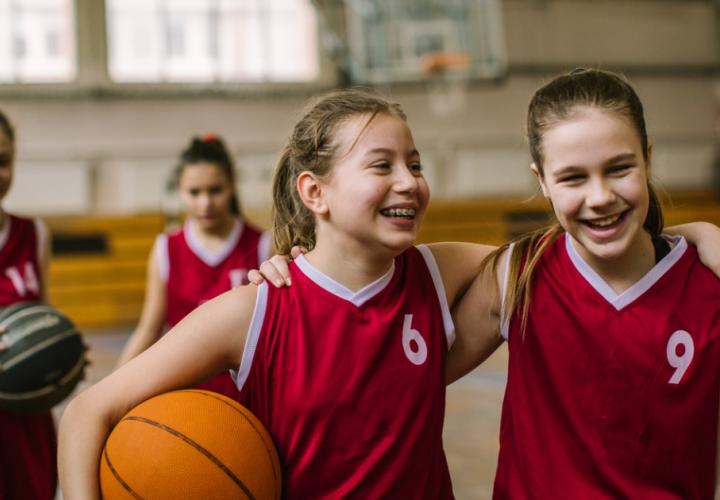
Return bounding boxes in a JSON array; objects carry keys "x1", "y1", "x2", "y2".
[{"x1": 57, "y1": 329, "x2": 509, "y2": 500}]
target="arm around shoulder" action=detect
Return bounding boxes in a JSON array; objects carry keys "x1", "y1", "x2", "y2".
[
  {"x1": 445, "y1": 247, "x2": 507, "y2": 384},
  {"x1": 59, "y1": 284, "x2": 259, "y2": 499},
  {"x1": 426, "y1": 242, "x2": 497, "y2": 308},
  {"x1": 665, "y1": 222, "x2": 720, "y2": 278}
]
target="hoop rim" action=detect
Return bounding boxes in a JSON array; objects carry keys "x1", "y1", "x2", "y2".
[{"x1": 420, "y1": 51, "x2": 471, "y2": 76}]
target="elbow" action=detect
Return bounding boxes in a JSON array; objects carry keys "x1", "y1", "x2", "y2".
[{"x1": 59, "y1": 386, "x2": 112, "y2": 437}]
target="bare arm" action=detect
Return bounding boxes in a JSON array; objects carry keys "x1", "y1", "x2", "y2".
[
  {"x1": 424, "y1": 242, "x2": 504, "y2": 383},
  {"x1": 666, "y1": 222, "x2": 720, "y2": 277},
  {"x1": 58, "y1": 284, "x2": 258, "y2": 500},
  {"x1": 444, "y1": 248, "x2": 506, "y2": 384},
  {"x1": 426, "y1": 242, "x2": 496, "y2": 308},
  {"x1": 116, "y1": 243, "x2": 167, "y2": 367}
]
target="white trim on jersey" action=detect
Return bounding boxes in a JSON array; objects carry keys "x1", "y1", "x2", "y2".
[
  {"x1": 33, "y1": 218, "x2": 47, "y2": 274},
  {"x1": 232, "y1": 282, "x2": 268, "y2": 392},
  {"x1": 184, "y1": 218, "x2": 243, "y2": 267},
  {"x1": 417, "y1": 244, "x2": 456, "y2": 348},
  {"x1": 155, "y1": 234, "x2": 170, "y2": 283},
  {"x1": 257, "y1": 231, "x2": 272, "y2": 265},
  {"x1": 0, "y1": 212, "x2": 11, "y2": 252},
  {"x1": 293, "y1": 254, "x2": 395, "y2": 308},
  {"x1": 566, "y1": 234, "x2": 688, "y2": 311},
  {"x1": 499, "y1": 243, "x2": 514, "y2": 340}
]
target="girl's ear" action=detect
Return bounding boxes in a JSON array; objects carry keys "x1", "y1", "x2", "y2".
[
  {"x1": 297, "y1": 171, "x2": 329, "y2": 215},
  {"x1": 530, "y1": 162, "x2": 550, "y2": 198}
]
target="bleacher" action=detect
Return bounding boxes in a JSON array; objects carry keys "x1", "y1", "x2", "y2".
[
  {"x1": 46, "y1": 214, "x2": 165, "y2": 329},
  {"x1": 45, "y1": 191, "x2": 720, "y2": 330}
]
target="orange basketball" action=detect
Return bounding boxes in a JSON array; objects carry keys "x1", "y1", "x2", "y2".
[{"x1": 99, "y1": 389, "x2": 281, "y2": 500}]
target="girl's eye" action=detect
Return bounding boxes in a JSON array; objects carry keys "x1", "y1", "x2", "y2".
[
  {"x1": 558, "y1": 174, "x2": 584, "y2": 184},
  {"x1": 208, "y1": 186, "x2": 223, "y2": 195},
  {"x1": 371, "y1": 161, "x2": 391, "y2": 170},
  {"x1": 188, "y1": 189, "x2": 200, "y2": 196},
  {"x1": 409, "y1": 162, "x2": 423, "y2": 173},
  {"x1": 609, "y1": 165, "x2": 631, "y2": 175}
]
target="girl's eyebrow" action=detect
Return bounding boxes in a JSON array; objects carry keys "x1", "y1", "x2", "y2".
[
  {"x1": 603, "y1": 152, "x2": 637, "y2": 164},
  {"x1": 363, "y1": 147, "x2": 420, "y2": 157}
]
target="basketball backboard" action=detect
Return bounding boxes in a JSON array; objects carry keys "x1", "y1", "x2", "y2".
[{"x1": 343, "y1": 0, "x2": 506, "y2": 84}]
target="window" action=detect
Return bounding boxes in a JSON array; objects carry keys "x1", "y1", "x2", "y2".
[
  {"x1": 0, "y1": 0, "x2": 76, "y2": 83},
  {"x1": 106, "y1": 0, "x2": 319, "y2": 83}
]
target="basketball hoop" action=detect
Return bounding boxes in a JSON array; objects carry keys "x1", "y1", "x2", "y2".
[{"x1": 420, "y1": 51, "x2": 470, "y2": 118}]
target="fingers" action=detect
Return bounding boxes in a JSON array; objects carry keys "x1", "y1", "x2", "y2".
[
  {"x1": 247, "y1": 269, "x2": 265, "y2": 286},
  {"x1": 290, "y1": 246, "x2": 306, "y2": 259},
  {"x1": 260, "y1": 259, "x2": 292, "y2": 287}
]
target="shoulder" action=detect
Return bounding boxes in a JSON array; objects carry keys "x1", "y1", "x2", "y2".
[
  {"x1": 164, "y1": 224, "x2": 184, "y2": 241},
  {"x1": 6, "y1": 213, "x2": 35, "y2": 230},
  {"x1": 191, "y1": 284, "x2": 262, "y2": 344},
  {"x1": 422, "y1": 242, "x2": 497, "y2": 307}
]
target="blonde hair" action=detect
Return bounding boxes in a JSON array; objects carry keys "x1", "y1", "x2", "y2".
[{"x1": 271, "y1": 88, "x2": 406, "y2": 255}]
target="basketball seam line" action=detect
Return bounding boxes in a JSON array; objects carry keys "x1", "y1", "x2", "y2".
[
  {"x1": 0, "y1": 304, "x2": 67, "y2": 328},
  {"x1": 104, "y1": 447, "x2": 144, "y2": 500},
  {"x1": 124, "y1": 415, "x2": 256, "y2": 500},
  {"x1": 0, "y1": 353, "x2": 85, "y2": 400},
  {"x1": 182, "y1": 389, "x2": 281, "y2": 496},
  {"x1": 0, "y1": 328, "x2": 79, "y2": 370}
]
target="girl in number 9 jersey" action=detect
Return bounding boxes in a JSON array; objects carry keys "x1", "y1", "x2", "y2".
[{"x1": 452, "y1": 68, "x2": 720, "y2": 498}]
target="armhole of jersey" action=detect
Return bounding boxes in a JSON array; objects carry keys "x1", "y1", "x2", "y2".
[
  {"x1": 33, "y1": 218, "x2": 47, "y2": 271},
  {"x1": 231, "y1": 282, "x2": 268, "y2": 392},
  {"x1": 155, "y1": 234, "x2": 169, "y2": 283},
  {"x1": 257, "y1": 230, "x2": 272, "y2": 265},
  {"x1": 33, "y1": 217, "x2": 47, "y2": 265},
  {"x1": 499, "y1": 243, "x2": 514, "y2": 340},
  {"x1": 416, "y1": 244, "x2": 456, "y2": 349}
]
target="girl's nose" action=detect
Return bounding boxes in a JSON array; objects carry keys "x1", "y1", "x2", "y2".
[{"x1": 585, "y1": 178, "x2": 615, "y2": 208}]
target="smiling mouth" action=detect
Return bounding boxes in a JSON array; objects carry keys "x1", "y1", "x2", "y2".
[
  {"x1": 581, "y1": 209, "x2": 629, "y2": 229},
  {"x1": 380, "y1": 207, "x2": 417, "y2": 219}
]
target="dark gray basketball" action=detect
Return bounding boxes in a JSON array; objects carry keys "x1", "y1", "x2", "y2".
[{"x1": 0, "y1": 302, "x2": 87, "y2": 413}]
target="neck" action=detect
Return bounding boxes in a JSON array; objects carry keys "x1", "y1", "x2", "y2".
[
  {"x1": 577, "y1": 230, "x2": 655, "y2": 294},
  {"x1": 188, "y1": 216, "x2": 238, "y2": 250},
  {"x1": 304, "y1": 238, "x2": 398, "y2": 292}
]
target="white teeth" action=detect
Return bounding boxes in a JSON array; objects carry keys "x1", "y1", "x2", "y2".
[
  {"x1": 587, "y1": 214, "x2": 621, "y2": 227},
  {"x1": 382, "y1": 208, "x2": 416, "y2": 218}
]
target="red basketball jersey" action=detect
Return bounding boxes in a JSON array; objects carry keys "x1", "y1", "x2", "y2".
[
  {"x1": 235, "y1": 246, "x2": 455, "y2": 499},
  {"x1": 159, "y1": 219, "x2": 270, "y2": 327},
  {"x1": 0, "y1": 214, "x2": 44, "y2": 306},
  {"x1": 494, "y1": 234, "x2": 720, "y2": 499},
  {"x1": 0, "y1": 213, "x2": 56, "y2": 500}
]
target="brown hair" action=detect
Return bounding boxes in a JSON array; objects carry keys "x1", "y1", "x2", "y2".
[
  {"x1": 0, "y1": 110, "x2": 14, "y2": 146},
  {"x1": 173, "y1": 134, "x2": 241, "y2": 216},
  {"x1": 490, "y1": 68, "x2": 663, "y2": 332},
  {"x1": 271, "y1": 88, "x2": 406, "y2": 255}
]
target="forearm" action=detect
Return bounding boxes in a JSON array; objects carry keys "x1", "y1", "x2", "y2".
[
  {"x1": 116, "y1": 325, "x2": 161, "y2": 367},
  {"x1": 58, "y1": 392, "x2": 112, "y2": 500}
]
